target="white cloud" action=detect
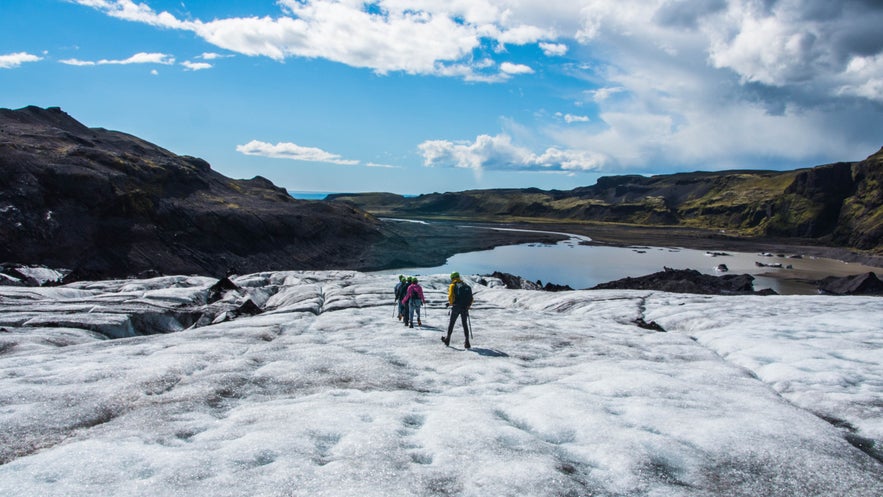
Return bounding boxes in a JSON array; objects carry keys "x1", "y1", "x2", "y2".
[
  {"x1": 59, "y1": 58, "x2": 96, "y2": 66},
  {"x1": 500, "y1": 62, "x2": 534, "y2": 75},
  {"x1": 150, "y1": 69, "x2": 158, "y2": 76},
  {"x1": 539, "y1": 42, "x2": 567, "y2": 56},
  {"x1": 540, "y1": 0, "x2": 883, "y2": 169},
  {"x1": 181, "y1": 60, "x2": 212, "y2": 71},
  {"x1": 73, "y1": 0, "x2": 191, "y2": 29},
  {"x1": 71, "y1": 0, "x2": 567, "y2": 81},
  {"x1": 589, "y1": 87, "x2": 624, "y2": 102},
  {"x1": 71, "y1": 0, "x2": 883, "y2": 169},
  {"x1": 419, "y1": 134, "x2": 606, "y2": 172},
  {"x1": 236, "y1": 140, "x2": 360, "y2": 165},
  {"x1": 198, "y1": 52, "x2": 229, "y2": 60},
  {"x1": 0, "y1": 52, "x2": 43, "y2": 69},
  {"x1": 60, "y1": 52, "x2": 175, "y2": 66},
  {"x1": 114, "y1": 52, "x2": 175, "y2": 64},
  {"x1": 556, "y1": 112, "x2": 590, "y2": 123}
]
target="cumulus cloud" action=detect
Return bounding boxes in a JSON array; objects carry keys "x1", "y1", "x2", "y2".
[
  {"x1": 236, "y1": 140, "x2": 360, "y2": 165},
  {"x1": 539, "y1": 42, "x2": 568, "y2": 56},
  {"x1": 198, "y1": 52, "x2": 230, "y2": 60},
  {"x1": 72, "y1": 0, "x2": 883, "y2": 170},
  {"x1": 589, "y1": 87, "x2": 625, "y2": 103},
  {"x1": 548, "y1": 0, "x2": 883, "y2": 168},
  {"x1": 60, "y1": 52, "x2": 175, "y2": 66},
  {"x1": 556, "y1": 112, "x2": 590, "y2": 123},
  {"x1": 72, "y1": 0, "x2": 560, "y2": 80},
  {"x1": 419, "y1": 134, "x2": 606, "y2": 172},
  {"x1": 500, "y1": 62, "x2": 534, "y2": 75},
  {"x1": 0, "y1": 52, "x2": 43, "y2": 69},
  {"x1": 702, "y1": 0, "x2": 883, "y2": 94},
  {"x1": 181, "y1": 60, "x2": 212, "y2": 71}
]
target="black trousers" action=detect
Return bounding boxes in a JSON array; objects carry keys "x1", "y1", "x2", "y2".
[{"x1": 446, "y1": 306, "x2": 469, "y2": 340}]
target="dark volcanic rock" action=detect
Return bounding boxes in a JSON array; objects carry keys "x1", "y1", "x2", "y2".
[
  {"x1": 0, "y1": 106, "x2": 387, "y2": 280},
  {"x1": 633, "y1": 318, "x2": 666, "y2": 332},
  {"x1": 591, "y1": 268, "x2": 773, "y2": 295},
  {"x1": 818, "y1": 272, "x2": 883, "y2": 296}
]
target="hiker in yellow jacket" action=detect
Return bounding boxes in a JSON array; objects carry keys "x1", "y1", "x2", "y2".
[{"x1": 443, "y1": 272, "x2": 473, "y2": 349}]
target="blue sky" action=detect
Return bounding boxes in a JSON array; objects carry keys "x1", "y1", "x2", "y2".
[{"x1": 2, "y1": 0, "x2": 883, "y2": 194}]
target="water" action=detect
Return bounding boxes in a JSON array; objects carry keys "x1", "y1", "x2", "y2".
[
  {"x1": 289, "y1": 191, "x2": 334, "y2": 200},
  {"x1": 375, "y1": 226, "x2": 880, "y2": 295},
  {"x1": 288, "y1": 192, "x2": 421, "y2": 200}
]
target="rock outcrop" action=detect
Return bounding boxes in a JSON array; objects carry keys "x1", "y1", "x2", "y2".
[
  {"x1": 818, "y1": 272, "x2": 883, "y2": 296},
  {"x1": 484, "y1": 271, "x2": 573, "y2": 291},
  {"x1": 591, "y1": 268, "x2": 775, "y2": 295}
]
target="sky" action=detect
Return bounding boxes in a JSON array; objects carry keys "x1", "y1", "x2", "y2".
[
  {"x1": 2, "y1": 0, "x2": 883, "y2": 194},
  {"x1": 1, "y1": 270, "x2": 882, "y2": 495}
]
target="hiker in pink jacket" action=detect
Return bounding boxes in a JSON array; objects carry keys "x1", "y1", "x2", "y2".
[{"x1": 402, "y1": 277, "x2": 425, "y2": 328}]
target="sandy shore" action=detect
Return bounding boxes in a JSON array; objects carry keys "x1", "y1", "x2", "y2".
[{"x1": 512, "y1": 222, "x2": 883, "y2": 268}]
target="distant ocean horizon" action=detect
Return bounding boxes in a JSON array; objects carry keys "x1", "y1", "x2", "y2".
[
  {"x1": 288, "y1": 191, "x2": 417, "y2": 200},
  {"x1": 288, "y1": 191, "x2": 336, "y2": 200}
]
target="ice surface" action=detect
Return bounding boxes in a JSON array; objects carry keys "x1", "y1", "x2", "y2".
[{"x1": 0, "y1": 271, "x2": 881, "y2": 496}]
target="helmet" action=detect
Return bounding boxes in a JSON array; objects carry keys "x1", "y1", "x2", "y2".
[
  {"x1": 399, "y1": 275, "x2": 405, "y2": 281},
  {"x1": 450, "y1": 271, "x2": 460, "y2": 280},
  {"x1": 412, "y1": 277, "x2": 419, "y2": 283}
]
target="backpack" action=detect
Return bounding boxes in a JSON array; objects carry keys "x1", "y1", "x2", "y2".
[
  {"x1": 408, "y1": 285, "x2": 423, "y2": 306},
  {"x1": 453, "y1": 281, "x2": 473, "y2": 306},
  {"x1": 395, "y1": 282, "x2": 408, "y2": 301}
]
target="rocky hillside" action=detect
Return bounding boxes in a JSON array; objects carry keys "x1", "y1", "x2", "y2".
[
  {"x1": 0, "y1": 106, "x2": 389, "y2": 279},
  {"x1": 330, "y1": 149, "x2": 883, "y2": 253}
]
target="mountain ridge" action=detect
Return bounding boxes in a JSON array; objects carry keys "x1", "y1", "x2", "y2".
[
  {"x1": 329, "y1": 148, "x2": 883, "y2": 253},
  {"x1": 0, "y1": 106, "x2": 389, "y2": 279}
]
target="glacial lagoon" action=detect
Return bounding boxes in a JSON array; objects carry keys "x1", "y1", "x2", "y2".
[{"x1": 377, "y1": 223, "x2": 880, "y2": 295}]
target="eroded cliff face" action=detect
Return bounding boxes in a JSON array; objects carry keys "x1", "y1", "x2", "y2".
[
  {"x1": 834, "y1": 148, "x2": 883, "y2": 250},
  {"x1": 0, "y1": 106, "x2": 385, "y2": 279}
]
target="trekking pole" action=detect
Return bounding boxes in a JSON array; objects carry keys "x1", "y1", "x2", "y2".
[{"x1": 468, "y1": 313, "x2": 474, "y2": 340}]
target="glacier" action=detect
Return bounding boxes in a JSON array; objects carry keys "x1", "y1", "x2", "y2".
[{"x1": 0, "y1": 271, "x2": 881, "y2": 496}]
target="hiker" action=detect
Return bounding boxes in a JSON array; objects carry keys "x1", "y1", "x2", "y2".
[
  {"x1": 443, "y1": 271, "x2": 473, "y2": 349},
  {"x1": 402, "y1": 277, "x2": 425, "y2": 328},
  {"x1": 394, "y1": 275, "x2": 408, "y2": 323}
]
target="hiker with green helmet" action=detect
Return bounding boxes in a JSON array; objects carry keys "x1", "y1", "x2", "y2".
[
  {"x1": 402, "y1": 277, "x2": 425, "y2": 328},
  {"x1": 443, "y1": 272, "x2": 473, "y2": 349}
]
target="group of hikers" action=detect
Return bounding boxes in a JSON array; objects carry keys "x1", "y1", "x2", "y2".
[{"x1": 394, "y1": 271, "x2": 474, "y2": 349}]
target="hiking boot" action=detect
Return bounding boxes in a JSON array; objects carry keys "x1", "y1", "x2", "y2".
[
  {"x1": 409, "y1": 324, "x2": 414, "y2": 328},
  {"x1": 465, "y1": 341, "x2": 471, "y2": 349},
  {"x1": 441, "y1": 336, "x2": 449, "y2": 346},
  {"x1": 417, "y1": 319, "x2": 422, "y2": 326},
  {"x1": 398, "y1": 314, "x2": 402, "y2": 321}
]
